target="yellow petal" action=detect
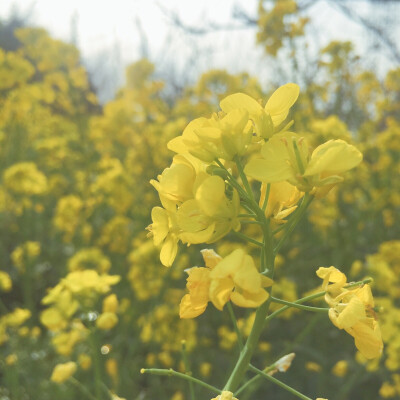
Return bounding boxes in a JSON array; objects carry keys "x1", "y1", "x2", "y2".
[
  {"x1": 245, "y1": 135, "x2": 293, "y2": 182},
  {"x1": 209, "y1": 277, "x2": 234, "y2": 310},
  {"x1": 200, "y1": 249, "x2": 222, "y2": 269},
  {"x1": 151, "y1": 207, "x2": 169, "y2": 246},
  {"x1": 220, "y1": 93, "x2": 262, "y2": 115},
  {"x1": 347, "y1": 318, "x2": 383, "y2": 359},
  {"x1": 304, "y1": 140, "x2": 363, "y2": 177},
  {"x1": 179, "y1": 294, "x2": 208, "y2": 319},
  {"x1": 334, "y1": 295, "x2": 366, "y2": 329},
  {"x1": 231, "y1": 288, "x2": 269, "y2": 308},
  {"x1": 160, "y1": 235, "x2": 178, "y2": 267},
  {"x1": 265, "y1": 83, "x2": 300, "y2": 126}
]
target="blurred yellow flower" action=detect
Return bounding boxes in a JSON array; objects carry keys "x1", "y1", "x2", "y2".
[
  {"x1": 96, "y1": 312, "x2": 118, "y2": 330},
  {"x1": 50, "y1": 361, "x2": 77, "y2": 383}
]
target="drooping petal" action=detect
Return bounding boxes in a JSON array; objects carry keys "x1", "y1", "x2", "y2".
[
  {"x1": 346, "y1": 318, "x2": 383, "y2": 359},
  {"x1": 160, "y1": 235, "x2": 178, "y2": 267},
  {"x1": 179, "y1": 294, "x2": 208, "y2": 319}
]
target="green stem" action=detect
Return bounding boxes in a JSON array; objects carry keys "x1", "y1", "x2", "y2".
[
  {"x1": 232, "y1": 231, "x2": 263, "y2": 247},
  {"x1": 261, "y1": 183, "x2": 271, "y2": 212},
  {"x1": 265, "y1": 277, "x2": 372, "y2": 322},
  {"x1": 70, "y1": 377, "x2": 99, "y2": 400},
  {"x1": 239, "y1": 220, "x2": 263, "y2": 225},
  {"x1": 181, "y1": 341, "x2": 196, "y2": 400},
  {"x1": 234, "y1": 156, "x2": 255, "y2": 202},
  {"x1": 248, "y1": 365, "x2": 313, "y2": 400},
  {"x1": 223, "y1": 217, "x2": 275, "y2": 392},
  {"x1": 141, "y1": 368, "x2": 221, "y2": 395},
  {"x1": 238, "y1": 213, "x2": 257, "y2": 218},
  {"x1": 89, "y1": 329, "x2": 103, "y2": 400},
  {"x1": 227, "y1": 302, "x2": 244, "y2": 350},
  {"x1": 270, "y1": 297, "x2": 329, "y2": 313}
]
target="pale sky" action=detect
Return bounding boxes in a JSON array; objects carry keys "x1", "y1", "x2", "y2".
[{"x1": 1, "y1": 0, "x2": 398, "y2": 101}]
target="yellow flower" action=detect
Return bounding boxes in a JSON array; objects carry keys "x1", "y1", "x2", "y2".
[
  {"x1": 0, "y1": 271, "x2": 12, "y2": 292},
  {"x1": 96, "y1": 312, "x2": 118, "y2": 330},
  {"x1": 78, "y1": 353, "x2": 92, "y2": 370},
  {"x1": 148, "y1": 205, "x2": 181, "y2": 267},
  {"x1": 179, "y1": 249, "x2": 221, "y2": 319},
  {"x1": 103, "y1": 294, "x2": 119, "y2": 313},
  {"x1": 168, "y1": 109, "x2": 252, "y2": 162},
  {"x1": 245, "y1": 132, "x2": 362, "y2": 193},
  {"x1": 332, "y1": 360, "x2": 348, "y2": 377},
  {"x1": 260, "y1": 181, "x2": 302, "y2": 223},
  {"x1": 317, "y1": 267, "x2": 383, "y2": 359},
  {"x1": 149, "y1": 175, "x2": 240, "y2": 267},
  {"x1": 220, "y1": 83, "x2": 300, "y2": 138},
  {"x1": 209, "y1": 249, "x2": 273, "y2": 310},
  {"x1": 211, "y1": 391, "x2": 238, "y2": 400},
  {"x1": 50, "y1": 361, "x2": 77, "y2": 383},
  {"x1": 3, "y1": 162, "x2": 48, "y2": 195}
]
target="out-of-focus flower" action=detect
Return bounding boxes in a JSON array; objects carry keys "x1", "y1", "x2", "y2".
[{"x1": 50, "y1": 361, "x2": 77, "y2": 383}]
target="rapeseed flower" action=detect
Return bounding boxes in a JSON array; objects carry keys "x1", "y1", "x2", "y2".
[
  {"x1": 168, "y1": 109, "x2": 252, "y2": 162},
  {"x1": 220, "y1": 83, "x2": 300, "y2": 138},
  {"x1": 245, "y1": 132, "x2": 362, "y2": 193},
  {"x1": 50, "y1": 361, "x2": 77, "y2": 383},
  {"x1": 211, "y1": 391, "x2": 238, "y2": 400},
  {"x1": 317, "y1": 267, "x2": 383, "y2": 359}
]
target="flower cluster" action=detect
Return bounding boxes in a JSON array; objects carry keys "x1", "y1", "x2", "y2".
[
  {"x1": 180, "y1": 249, "x2": 273, "y2": 318},
  {"x1": 317, "y1": 266, "x2": 383, "y2": 359}
]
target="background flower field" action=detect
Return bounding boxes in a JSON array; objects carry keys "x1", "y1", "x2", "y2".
[{"x1": 0, "y1": 1, "x2": 399, "y2": 399}]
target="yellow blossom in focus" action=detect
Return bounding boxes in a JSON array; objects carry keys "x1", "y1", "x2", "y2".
[
  {"x1": 50, "y1": 361, "x2": 77, "y2": 383},
  {"x1": 245, "y1": 132, "x2": 362, "y2": 193},
  {"x1": 317, "y1": 267, "x2": 383, "y2": 359},
  {"x1": 260, "y1": 181, "x2": 302, "y2": 223},
  {"x1": 209, "y1": 249, "x2": 273, "y2": 310},
  {"x1": 179, "y1": 249, "x2": 222, "y2": 319},
  {"x1": 168, "y1": 109, "x2": 252, "y2": 162},
  {"x1": 220, "y1": 83, "x2": 300, "y2": 138},
  {"x1": 149, "y1": 173, "x2": 240, "y2": 267}
]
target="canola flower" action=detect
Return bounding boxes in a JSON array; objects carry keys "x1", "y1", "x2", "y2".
[
  {"x1": 144, "y1": 82, "x2": 377, "y2": 400},
  {"x1": 316, "y1": 267, "x2": 383, "y2": 359}
]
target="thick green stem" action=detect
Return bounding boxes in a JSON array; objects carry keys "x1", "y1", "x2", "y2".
[{"x1": 141, "y1": 368, "x2": 221, "y2": 395}]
